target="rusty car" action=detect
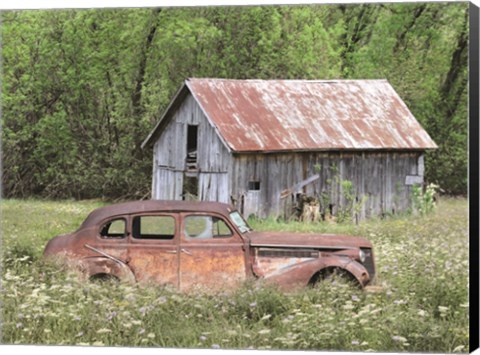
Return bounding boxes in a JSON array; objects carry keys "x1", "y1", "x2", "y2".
[{"x1": 44, "y1": 200, "x2": 376, "y2": 291}]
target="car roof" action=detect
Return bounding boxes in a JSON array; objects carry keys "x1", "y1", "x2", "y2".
[{"x1": 79, "y1": 200, "x2": 235, "y2": 228}]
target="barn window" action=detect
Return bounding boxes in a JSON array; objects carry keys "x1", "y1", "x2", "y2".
[{"x1": 248, "y1": 181, "x2": 261, "y2": 191}]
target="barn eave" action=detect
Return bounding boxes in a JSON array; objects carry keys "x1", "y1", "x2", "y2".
[{"x1": 141, "y1": 83, "x2": 190, "y2": 149}]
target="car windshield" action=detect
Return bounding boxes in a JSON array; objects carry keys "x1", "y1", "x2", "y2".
[{"x1": 229, "y1": 211, "x2": 252, "y2": 233}]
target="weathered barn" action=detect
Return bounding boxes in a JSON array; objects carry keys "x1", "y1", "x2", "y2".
[{"x1": 142, "y1": 78, "x2": 437, "y2": 220}]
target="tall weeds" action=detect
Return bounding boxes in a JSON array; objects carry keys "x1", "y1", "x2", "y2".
[{"x1": 1, "y1": 198, "x2": 469, "y2": 352}]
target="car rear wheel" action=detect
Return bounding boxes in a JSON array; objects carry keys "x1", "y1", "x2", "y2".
[{"x1": 311, "y1": 267, "x2": 360, "y2": 288}]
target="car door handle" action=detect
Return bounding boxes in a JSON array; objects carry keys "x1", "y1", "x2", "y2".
[
  {"x1": 165, "y1": 250, "x2": 177, "y2": 254},
  {"x1": 181, "y1": 248, "x2": 192, "y2": 256}
]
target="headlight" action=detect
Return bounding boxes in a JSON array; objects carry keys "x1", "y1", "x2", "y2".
[{"x1": 358, "y1": 249, "x2": 366, "y2": 263}]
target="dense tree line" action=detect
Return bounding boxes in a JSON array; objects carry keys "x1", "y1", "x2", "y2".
[{"x1": 1, "y1": 3, "x2": 468, "y2": 199}]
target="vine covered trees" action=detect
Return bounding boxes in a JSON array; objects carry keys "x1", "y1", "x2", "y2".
[{"x1": 1, "y1": 3, "x2": 469, "y2": 199}]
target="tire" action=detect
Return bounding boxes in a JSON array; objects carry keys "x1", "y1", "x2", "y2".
[{"x1": 311, "y1": 267, "x2": 360, "y2": 288}]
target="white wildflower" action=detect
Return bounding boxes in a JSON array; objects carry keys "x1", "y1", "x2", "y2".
[
  {"x1": 453, "y1": 345, "x2": 465, "y2": 353},
  {"x1": 392, "y1": 335, "x2": 408, "y2": 343},
  {"x1": 96, "y1": 328, "x2": 112, "y2": 334},
  {"x1": 260, "y1": 314, "x2": 272, "y2": 321}
]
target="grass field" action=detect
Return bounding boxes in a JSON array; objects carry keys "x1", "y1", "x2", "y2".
[{"x1": 0, "y1": 198, "x2": 469, "y2": 352}]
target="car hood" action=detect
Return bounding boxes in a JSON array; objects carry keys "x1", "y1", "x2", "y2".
[{"x1": 248, "y1": 231, "x2": 372, "y2": 249}]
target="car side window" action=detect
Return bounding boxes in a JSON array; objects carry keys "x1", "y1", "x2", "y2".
[
  {"x1": 184, "y1": 216, "x2": 232, "y2": 240},
  {"x1": 132, "y1": 215, "x2": 175, "y2": 240},
  {"x1": 100, "y1": 218, "x2": 126, "y2": 238}
]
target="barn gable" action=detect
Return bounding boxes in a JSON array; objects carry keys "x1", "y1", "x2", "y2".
[
  {"x1": 142, "y1": 83, "x2": 232, "y2": 155},
  {"x1": 149, "y1": 91, "x2": 232, "y2": 202}
]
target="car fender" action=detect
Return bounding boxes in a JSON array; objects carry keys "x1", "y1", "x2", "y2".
[
  {"x1": 262, "y1": 255, "x2": 370, "y2": 290},
  {"x1": 80, "y1": 256, "x2": 136, "y2": 283}
]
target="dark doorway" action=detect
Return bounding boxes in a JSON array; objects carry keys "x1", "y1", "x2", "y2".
[{"x1": 186, "y1": 125, "x2": 198, "y2": 171}]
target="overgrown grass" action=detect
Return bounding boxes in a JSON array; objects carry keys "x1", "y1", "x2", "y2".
[{"x1": 1, "y1": 198, "x2": 469, "y2": 352}]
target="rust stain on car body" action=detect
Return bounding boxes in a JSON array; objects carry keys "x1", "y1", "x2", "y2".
[{"x1": 44, "y1": 200, "x2": 376, "y2": 291}]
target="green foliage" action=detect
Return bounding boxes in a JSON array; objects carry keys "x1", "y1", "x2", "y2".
[
  {"x1": 1, "y1": 3, "x2": 468, "y2": 199},
  {"x1": 342, "y1": 3, "x2": 468, "y2": 195},
  {"x1": 339, "y1": 179, "x2": 369, "y2": 224},
  {"x1": 316, "y1": 164, "x2": 367, "y2": 224},
  {"x1": 1, "y1": 198, "x2": 468, "y2": 351},
  {"x1": 411, "y1": 183, "x2": 439, "y2": 216}
]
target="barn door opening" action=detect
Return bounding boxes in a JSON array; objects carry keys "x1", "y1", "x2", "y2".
[
  {"x1": 183, "y1": 174, "x2": 198, "y2": 201},
  {"x1": 186, "y1": 125, "x2": 198, "y2": 171},
  {"x1": 243, "y1": 180, "x2": 261, "y2": 218}
]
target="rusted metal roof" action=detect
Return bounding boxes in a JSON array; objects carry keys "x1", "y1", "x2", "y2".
[{"x1": 143, "y1": 78, "x2": 437, "y2": 152}]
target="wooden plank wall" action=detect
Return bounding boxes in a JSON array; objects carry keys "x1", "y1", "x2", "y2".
[
  {"x1": 153, "y1": 168, "x2": 183, "y2": 200},
  {"x1": 152, "y1": 93, "x2": 232, "y2": 201},
  {"x1": 230, "y1": 151, "x2": 422, "y2": 219},
  {"x1": 199, "y1": 172, "x2": 229, "y2": 203}
]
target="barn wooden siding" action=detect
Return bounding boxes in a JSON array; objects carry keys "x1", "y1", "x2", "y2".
[
  {"x1": 152, "y1": 94, "x2": 232, "y2": 202},
  {"x1": 152, "y1": 92, "x2": 423, "y2": 220},
  {"x1": 229, "y1": 151, "x2": 423, "y2": 219}
]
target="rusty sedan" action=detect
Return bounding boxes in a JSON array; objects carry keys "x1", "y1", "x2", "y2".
[{"x1": 44, "y1": 200, "x2": 375, "y2": 291}]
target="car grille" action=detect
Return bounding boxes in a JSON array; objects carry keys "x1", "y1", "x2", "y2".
[
  {"x1": 361, "y1": 248, "x2": 375, "y2": 281},
  {"x1": 258, "y1": 248, "x2": 319, "y2": 258}
]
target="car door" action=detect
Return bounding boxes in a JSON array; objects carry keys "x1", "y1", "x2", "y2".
[
  {"x1": 127, "y1": 213, "x2": 179, "y2": 287},
  {"x1": 179, "y1": 213, "x2": 247, "y2": 292}
]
